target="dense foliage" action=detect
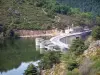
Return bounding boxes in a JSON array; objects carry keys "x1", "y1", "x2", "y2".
[
  {"x1": 61, "y1": 33, "x2": 100, "y2": 75},
  {"x1": 1, "y1": 1, "x2": 100, "y2": 75},
  {"x1": 34, "y1": 0, "x2": 72, "y2": 15},
  {"x1": 38, "y1": 51, "x2": 61, "y2": 70},
  {"x1": 57, "y1": 0, "x2": 100, "y2": 15},
  {"x1": 0, "y1": 0, "x2": 54, "y2": 30},
  {"x1": 1, "y1": 0, "x2": 99, "y2": 32},
  {"x1": 69, "y1": 38, "x2": 87, "y2": 55},
  {"x1": 92, "y1": 49, "x2": 100, "y2": 75},
  {"x1": 34, "y1": 0, "x2": 100, "y2": 29},
  {"x1": 92, "y1": 26, "x2": 100, "y2": 40},
  {"x1": 24, "y1": 64, "x2": 39, "y2": 75}
]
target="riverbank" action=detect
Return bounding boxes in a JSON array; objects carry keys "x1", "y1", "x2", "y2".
[{"x1": 16, "y1": 30, "x2": 58, "y2": 38}]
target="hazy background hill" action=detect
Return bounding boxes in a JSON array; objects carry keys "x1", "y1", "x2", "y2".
[{"x1": 57, "y1": 0, "x2": 100, "y2": 15}]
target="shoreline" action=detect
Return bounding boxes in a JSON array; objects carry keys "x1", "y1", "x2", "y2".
[
  {"x1": 19, "y1": 34, "x2": 54, "y2": 38},
  {"x1": 16, "y1": 29, "x2": 58, "y2": 38}
]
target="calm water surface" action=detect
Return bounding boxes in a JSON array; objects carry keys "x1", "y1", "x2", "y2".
[{"x1": 0, "y1": 38, "x2": 41, "y2": 75}]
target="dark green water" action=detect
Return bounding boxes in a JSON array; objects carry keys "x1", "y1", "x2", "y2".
[{"x1": 0, "y1": 38, "x2": 41, "y2": 75}]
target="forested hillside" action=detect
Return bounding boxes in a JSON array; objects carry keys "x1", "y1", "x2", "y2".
[
  {"x1": 0, "y1": 0, "x2": 55, "y2": 30},
  {"x1": 57, "y1": 0, "x2": 100, "y2": 15},
  {"x1": 0, "y1": 0, "x2": 100, "y2": 39},
  {"x1": 0, "y1": 0, "x2": 100, "y2": 31}
]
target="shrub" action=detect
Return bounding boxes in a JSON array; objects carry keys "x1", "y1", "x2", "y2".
[
  {"x1": 67, "y1": 68, "x2": 80, "y2": 75},
  {"x1": 92, "y1": 26, "x2": 100, "y2": 40},
  {"x1": 69, "y1": 38, "x2": 87, "y2": 55},
  {"x1": 67, "y1": 61, "x2": 78, "y2": 71},
  {"x1": 24, "y1": 64, "x2": 39, "y2": 75},
  {"x1": 93, "y1": 59, "x2": 100, "y2": 71},
  {"x1": 54, "y1": 5, "x2": 71, "y2": 15},
  {"x1": 38, "y1": 51, "x2": 61, "y2": 70}
]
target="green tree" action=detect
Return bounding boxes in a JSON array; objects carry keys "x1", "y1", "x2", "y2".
[
  {"x1": 38, "y1": 51, "x2": 61, "y2": 70},
  {"x1": 61, "y1": 51, "x2": 78, "y2": 71},
  {"x1": 38, "y1": 55, "x2": 52, "y2": 70},
  {"x1": 69, "y1": 38, "x2": 87, "y2": 55},
  {"x1": 24, "y1": 64, "x2": 39, "y2": 75},
  {"x1": 54, "y1": 4, "x2": 71, "y2": 15},
  {"x1": 70, "y1": 8, "x2": 80, "y2": 15},
  {"x1": 92, "y1": 26, "x2": 100, "y2": 40},
  {"x1": 96, "y1": 16, "x2": 100, "y2": 25},
  {"x1": 67, "y1": 61, "x2": 78, "y2": 71},
  {"x1": 34, "y1": 0, "x2": 47, "y2": 7}
]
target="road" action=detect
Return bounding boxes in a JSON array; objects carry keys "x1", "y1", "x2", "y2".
[{"x1": 50, "y1": 30, "x2": 91, "y2": 49}]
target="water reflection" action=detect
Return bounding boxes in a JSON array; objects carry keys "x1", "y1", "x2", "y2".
[
  {"x1": 0, "y1": 39, "x2": 41, "y2": 75},
  {"x1": 0, "y1": 61, "x2": 40, "y2": 75}
]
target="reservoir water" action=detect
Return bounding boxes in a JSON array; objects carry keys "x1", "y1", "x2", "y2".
[{"x1": 0, "y1": 38, "x2": 41, "y2": 75}]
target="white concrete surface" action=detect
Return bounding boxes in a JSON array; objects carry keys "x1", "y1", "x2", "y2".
[{"x1": 50, "y1": 30, "x2": 91, "y2": 49}]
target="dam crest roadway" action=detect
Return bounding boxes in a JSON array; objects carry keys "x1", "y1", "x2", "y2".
[{"x1": 35, "y1": 26, "x2": 91, "y2": 53}]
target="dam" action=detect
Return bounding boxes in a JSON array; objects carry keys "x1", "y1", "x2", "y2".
[{"x1": 35, "y1": 26, "x2": 91, "y2": 53}]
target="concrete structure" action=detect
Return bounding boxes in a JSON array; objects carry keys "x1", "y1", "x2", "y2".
[
  {"x1": 50, "y1": 27, "x2": 91, "y2": 51},
  {"x1": 35, "y1": 26, "x2": 91, "y2": 53},
  {"x1": 35, "y1": 38, "x2": 44, "y2": 51}
]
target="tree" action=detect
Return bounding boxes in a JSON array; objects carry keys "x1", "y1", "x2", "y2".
[
  {"x1": 96, "y1": 16, "x2": 100, "y2": 25},
  {"x1": 61, "y1": 51, "x2": 78, "y2": 71},
  {"x1": 24, "y1": 64, "x2": 39, "y2": 75},
  {"x1": 92, "y1": 26, "x2": 100, "y2": 40},
  {"x1": 34, "y1": 0, "x2": 47, "y2": 7},
  {"x1": 38, "y1": 51, "x2": 61, "y2": 70},
  {"x1": 70, "y1": 8, "x2": 80, "y2": 15},
  {"x1": 69, "y1": 38, "x2": 87, "y2": 55},
  {"x1": 67, "y1": 61, "x2": 78, "y2": 71},
  {"x1": 54, "y1": 4, "x2": 71, "y2": 15}
]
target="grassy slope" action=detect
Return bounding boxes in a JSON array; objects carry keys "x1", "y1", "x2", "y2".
[
  {"x1": 17, "y1": 3, "x2": 54, "y2": 29},
  {"x1": 0, "y1": 0, "x2": 54, "y2": 30},
  {"x1": 0, "y1": 0, "x2": 96, "y2": 30}
]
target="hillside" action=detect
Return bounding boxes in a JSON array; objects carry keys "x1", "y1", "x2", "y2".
[
  {"x1": 1, "y1": 0, "x2": 100, "y2": 39},
  {"x1": 0, "y1": 0, "x2": 54, "y2": 30},
  {"x1": 57, "y1": 0, "x2": 100, "y2": 15},
  {"x1": 1, "y1": 0, "x2": 100, "y2": 31},
  {"x1": 41, "y1": 40, "x2": 100, "y2": 75}
]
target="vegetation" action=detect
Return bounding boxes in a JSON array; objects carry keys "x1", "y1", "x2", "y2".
[
  {"x1": 61, "y1": 32, "x2": 100, "y2": 75},
  {"x1": 0, "y1": 0, "x2": 55, "y2": 30},
  {"x1": 89, "y1": 49, "x2": 100, "y2": 75},
  {"x1": 69, "y1": 38, "x2": 87, "y2": 55},
  {"x1": 24, "y1": 64, "x2": 39, "y2": 75},
  {"x1": 0, "y1": 0, "x2": 99, "y2": 31},
  {"x1": 0, "y1": 0, "x2": 100, "y2": 75},
  {"x1": 57, "y1": 0, "x2": 100, "y2": 15},
  {"x1": 38, "y1": 51, "x2": 61, "y2": 70},
  {"x1": 0, "y1": 0, "x2": 100, "y2": 40},
  {"x1": 92, "y1": 26, "x2": 100, "y2": 40}
]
